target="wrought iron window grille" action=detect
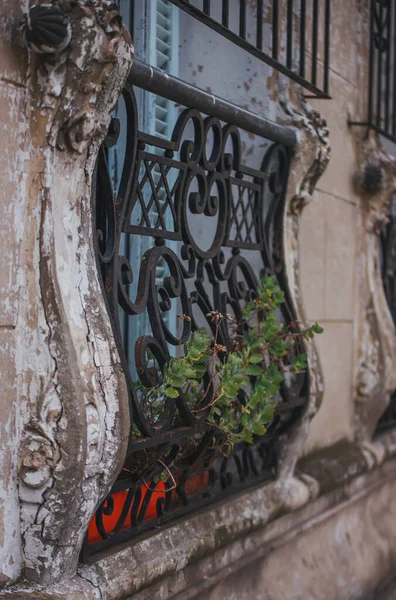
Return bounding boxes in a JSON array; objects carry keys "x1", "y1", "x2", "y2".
[
  {"x1": 375, "y1": 196, "x2": 396, "y2": 435},
  {"x1": 83, "y1": 61, "x2": 310, "y2": 560},
  {"x1": 349, "y1": 0, "x2": 396, "y2": 144},
  {"x1": 166, "y1": 0, "x2": 331, "y2": 98}
]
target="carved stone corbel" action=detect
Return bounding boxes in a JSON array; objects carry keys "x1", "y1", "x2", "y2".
[
  {"x1": 354, "y1": 135, "x2": 396, "y2": 448},
  {"x1": 273, "y1": 97, "x2": 330, "y2": 502},
  {"x1": 15, "y1": 0, "x2": 133, "y2": 585}
]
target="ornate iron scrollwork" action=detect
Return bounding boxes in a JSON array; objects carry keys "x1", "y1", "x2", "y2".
[{"x1": 84, "y1": 82, "x2": 308, "y2": 557}]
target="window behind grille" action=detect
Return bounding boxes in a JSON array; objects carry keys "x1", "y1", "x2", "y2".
[{"x1": 113, "y1": 0, "x2": 180, "y2": 374}]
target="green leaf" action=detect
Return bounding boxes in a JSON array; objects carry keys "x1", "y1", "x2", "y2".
[
  {"x1": 188, "y1": 348, "x2": 202, "y2": 361},
  {"x1": 168, "y1": 375, "x2": 184, "y2": 388},
  {"x1": 267, "y1": 383, "x2": 279, "y2": 396},
  {"x1": 272, "y1": 288, "x2": 285, "y2": 306},
  {"x1": 243, "y1": 430, "x2": 254, "y2": 444},
  {"x1": 241, "y1": 413, "x2": 250, "y2": 426},
  {"x1": 223, "y1": 408, "x2": 232, "y2": 422},
  {"x1": 270, "y1": 339, "x2": 289, "y2": 357},
  {"x1": 249, "y1": 393, "x2": 260, "y2": 408},
  {"x1": 312, "y1": 322, "x2": 324, "y2": 334},
  {"x1": 182, "y1": 367, "x2": 199, "y2": 379},
  {"x1": 261, "y1": 405, "x2": 275, "y2": 423},
  {"x1": 244, "y1": 300, "x2": 255, "y2": 311},
  {"x1": 224, "y1": 386, "x2": 239, "y2": 399},
  {"x1": 251, "y1": 422, "x2": 267, "y2": 436},
  {"x1": 267, "y1": 364, "x2": 284, "y2": 385},
  {"x1": 165, "y1": 387, "x2": 179, "y2": 398},
  {"x1": 245, "y1": 364, "x2": 263, "y2": 376},
  {"x1": 168, "y1": 359, "x2": 184, "y2": 375},
  {"x1": 292, "y1": 353, "x2": 308, "y2": 373},
  {"x1": 194, "y1": 365, "x2": 207, "y2": 377},
  {"x1": 248, "y1": 353, "x2": 263, "y2": 364}
]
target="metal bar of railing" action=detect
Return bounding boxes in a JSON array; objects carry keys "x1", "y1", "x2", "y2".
[
  {"x1": 287, "y1": 0, "x2": 293, "y2": 69},
  {"x1": 376, "y1": 0, "x2": 384, "y2": 128},
  {"x1": 323, "y1": 0, "x2": 331, "y2": 94},
  {"x1": 128, "y1": 59, "x2": 297, "y2": 148},
  {"x1": 239, "y1": 0, "x2": 246, "y2": 40},
  {"x1": 393, "y1": 2, "x2": 396, "y2": 137},
  {"x1": 299, "y1": 0, "x2": 306, "y2": 79},
  {"x1": 257, "y1": 0, "x2": 263, "y2": 50},
  {"x1": 272, "y1": 0, "x2": 279, "y2": 61},
  {"x1": 312, "y1": 0, "x2": 319, "y2": 87},
  {"x1": 368, "y1": 0, "x2": 375, "y2": 127},
  {"x1": 166, "y1": 0, "x2": 330, "y2": 98},
  {"x1": 222, "y1": 0, "x2": 229, "y2": 28},
  {"x1": 385, "y1": 1, "x2": 391, "y2": 132}
]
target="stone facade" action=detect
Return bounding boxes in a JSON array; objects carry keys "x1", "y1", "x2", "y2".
[{"x1": 0, "y1": 1, "x2": 395, "y2": 598}]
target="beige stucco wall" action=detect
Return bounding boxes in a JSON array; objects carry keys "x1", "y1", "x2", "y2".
[{"x1": 301, "y1": 0, "x2": 370, "y2": 453}]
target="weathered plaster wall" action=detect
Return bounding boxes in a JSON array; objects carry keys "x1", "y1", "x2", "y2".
[{"x1": 0, "y1": 0, "x2": 28, "y2": 586}]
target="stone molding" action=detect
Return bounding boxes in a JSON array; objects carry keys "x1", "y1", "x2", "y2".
[
  {"x1": 353, "y1": 135, "x2": 396, "y2": 446},
  {"x1": 14, "y1": 0, "x2": 133, "y2": 585},
  {"x1": 3, "y1": 437, "x2": 396, "y2": 599},
  {"x1": 275, "y1": 97, "x2": 330, "y2": 480}
]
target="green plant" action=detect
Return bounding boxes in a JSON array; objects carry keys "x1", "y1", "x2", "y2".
[{"x1": 134, "y1": 275, "x2": 323, "y2": 458}]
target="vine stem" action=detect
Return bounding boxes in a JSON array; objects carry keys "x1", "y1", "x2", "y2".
[
  {"x1": 210, "y1": 319, "x2": 222, "y2": 402},
  {"x1": 198, "y1": 314, "x2": 224, "y2": 408},
  {"x1": 177, "y1": 314, "x2": 184, "y2": 359},
  {"x1": 143, "y1": 459, "x2": 177, "y2": 493}
]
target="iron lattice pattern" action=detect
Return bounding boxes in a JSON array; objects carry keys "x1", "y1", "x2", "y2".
[
  {"x1": 167, "y1": 0, "x2": 331, "y2": 98},
  {"x1": 84, "y1": 83, "x2": 309, "y2": 557},
  {"x1": 375, "y1": 201, "x2": 396, "y2": 435}
]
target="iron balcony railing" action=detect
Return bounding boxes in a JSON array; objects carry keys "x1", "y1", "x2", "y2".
[
  {"x1": 167, "y1": 0, "x2": 331, "y2": 98},
  {"x1": 82, "y1": 62, "x2": 312, "y2": 559},
  {"x1": 349, "y1": 0, "x2": 396, "y2": 143}
]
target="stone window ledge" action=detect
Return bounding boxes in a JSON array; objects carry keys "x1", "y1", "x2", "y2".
[{"x1": 5, "y1": 429, "x2": 395, "y2": 600}]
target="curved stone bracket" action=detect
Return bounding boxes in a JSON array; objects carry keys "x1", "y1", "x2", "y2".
[
  {"x1": 15, "y1": 0, "x2": 133, "y2": 585},
  {"x1": 275, "y1": 96, "x2": 330, "y2": 481},
  {"x1": 354, "y1": 134, "x2": 396, "y2": 445}
]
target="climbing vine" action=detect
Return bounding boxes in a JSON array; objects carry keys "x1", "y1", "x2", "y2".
[{"x1": 135, "y1": 276, "x2": 323, "y2": 461}]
